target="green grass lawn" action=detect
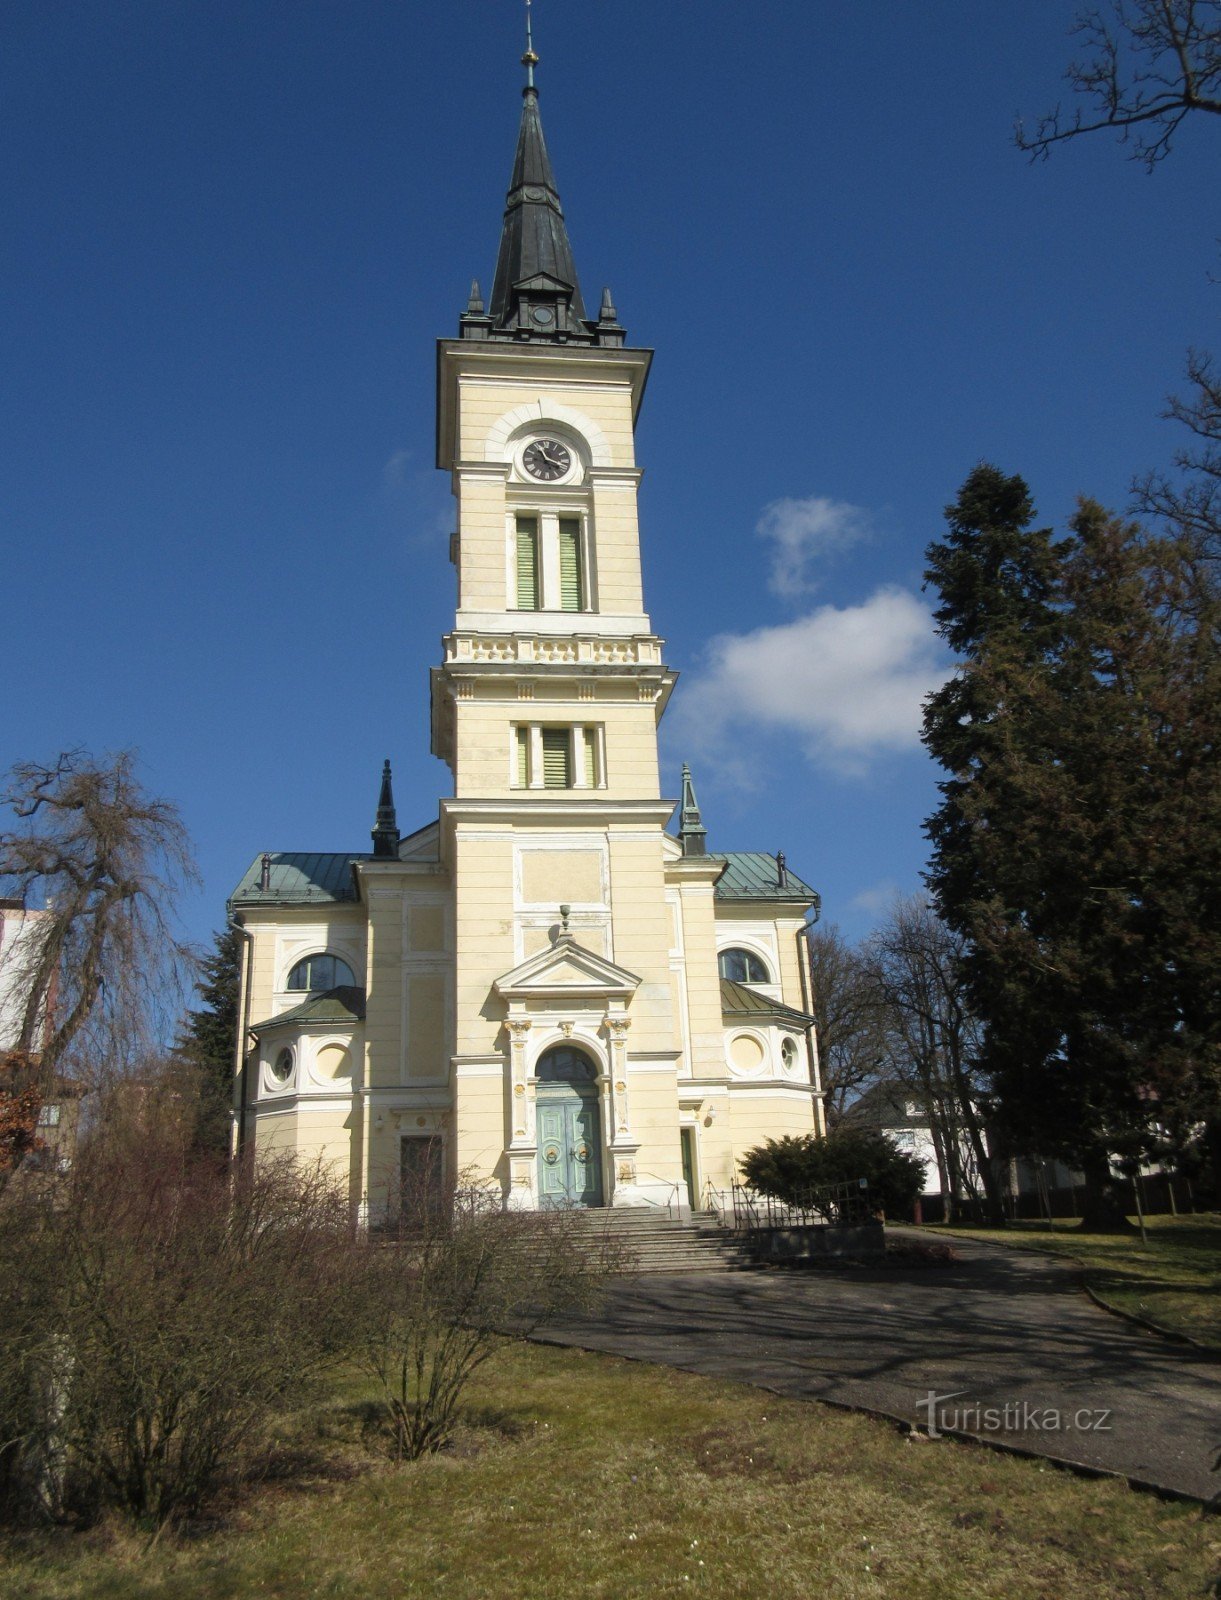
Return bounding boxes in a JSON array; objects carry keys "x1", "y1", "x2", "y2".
[
  {"x1": 2, "y1": 1341, "x2": 1216, "y2": 1600},
  {"x1": 927, "y1": 1214, "x2": 1221, "y2": 1349}
]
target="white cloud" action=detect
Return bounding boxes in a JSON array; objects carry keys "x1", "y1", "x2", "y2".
[
  {"x1": 849, "y1": 879, "x2": 903, "y2": 917},
  {"x1": 673, "y1": 586, "x2": 948, "y2": 778},
  {"x1": 756, "y1": 495, "x2": 873, "y2": 598},
  {"x1": 379, "y1": 447, "x2": 451, "y2": 548}
]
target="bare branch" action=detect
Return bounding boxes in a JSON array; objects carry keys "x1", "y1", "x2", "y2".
[
  {"x1": 1017, "y1": 1, "x2": 1221, "y2": 168},
  {"x1": 0, "y1": 752, "x2": 199, "y2": 1171}
]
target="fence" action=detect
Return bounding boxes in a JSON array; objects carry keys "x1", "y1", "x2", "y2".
[{"x1": 704, "y1": 1179, "x2": 875, "y2": 1231}]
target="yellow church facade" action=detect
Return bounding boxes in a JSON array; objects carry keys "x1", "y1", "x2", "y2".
[{"x1": 230, "y1": 61, "x2": 824, "y2": 1218}]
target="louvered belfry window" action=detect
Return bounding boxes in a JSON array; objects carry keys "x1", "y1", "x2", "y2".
[
  {"x1": 541, "y1": 727, "x2": 571, "y2": 788},
  {"x1": 559, "y1": 518, "x2": 583, "y2": 611},
  {"x1": 516, "y1": 515, "x2": 540, "y2": 609}
]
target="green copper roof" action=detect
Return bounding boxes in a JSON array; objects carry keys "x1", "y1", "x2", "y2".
[
  {"x1": 713, "y1": 852, "x2": 819, "y2": 906},
  {"x1": 250, "y1": 986, "x2": 366, "y2": 1034},
  {"x1": 720, "y1": 979, "x2": 813, "y2": 1026},
  {"x1": 230, "y1": 852, "x2": 363, "y2": 907}
]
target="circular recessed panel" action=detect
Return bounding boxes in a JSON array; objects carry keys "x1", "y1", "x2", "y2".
[
  {"x1": 523, "y1": 437, "x2": 572, "y2": 481},
  {"x1": 314, "y1": 1044, "x2": 351, "y2": 1082},
  {"x1": 729, "y1": 1034, "x2": 765, "y2": 1074}
]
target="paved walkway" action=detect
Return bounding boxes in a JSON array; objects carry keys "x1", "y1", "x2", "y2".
[{"x1": 537, "y1": 1230, "x2": 1220, "y2": 1500}]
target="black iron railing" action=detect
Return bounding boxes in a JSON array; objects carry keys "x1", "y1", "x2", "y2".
[{"x1": 705, "y1": 1179, "x2": 874, "y2": 1230}]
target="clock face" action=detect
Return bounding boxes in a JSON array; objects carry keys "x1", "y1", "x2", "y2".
[{"x1": 523, "y1": 438, "x2": 572, "y2": 481}]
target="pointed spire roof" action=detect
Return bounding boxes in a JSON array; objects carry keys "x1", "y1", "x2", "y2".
[
  {"x1": 487, "y1": 83, "x2": 588, "y2": 334},
  {"x1": 371, "y1": 759, "x2": 400, "y2": 858},
  {"x1": 677, "y1": 764, "x2": 708, "y2": 857},
  {"x1": 459, "y1": 7, "x2": 625, "y2": 347}
]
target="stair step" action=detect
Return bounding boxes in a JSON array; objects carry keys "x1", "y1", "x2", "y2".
[{"x1": 556, "y1": 1208, "x2": 750, "y2": 1274}]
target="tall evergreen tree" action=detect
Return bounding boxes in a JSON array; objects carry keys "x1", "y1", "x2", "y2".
[
  {"x1": 178, "y1": 925, "x2": 242, "y2": 1154},
  {"x1": 922, "y1": 468, "x2": 1220, "y2": 1225}
]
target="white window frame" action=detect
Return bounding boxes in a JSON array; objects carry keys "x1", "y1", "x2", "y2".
[
  {"x1": 510, "y1": 723, "x2": 605, "y2": 790},
  {"x1": 505, "y1": 508, "x2": 591, "y2": 613}
]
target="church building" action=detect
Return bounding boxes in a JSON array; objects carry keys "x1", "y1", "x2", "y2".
[{"x1": 229, "y1": 40, "x2": 825, "y2": 1218}]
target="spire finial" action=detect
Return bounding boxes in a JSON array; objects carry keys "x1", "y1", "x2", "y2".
[
  {"x1": 677, "y1": 764, "x2": 708, "y2": 858},
  {"x1": 522, "y1": 0, "x2": 538, "y2": 91},
  {"x1": 371, "y1": 758, "x2": 400, "y2": 858}
]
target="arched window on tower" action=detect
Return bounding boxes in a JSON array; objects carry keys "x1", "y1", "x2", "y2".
[
  {"x1": 718, "y1": 947, "x2": 771, "y2": 985},
  {"x1": 286, "y1": 953, "x2": 356, "y2": 992}
]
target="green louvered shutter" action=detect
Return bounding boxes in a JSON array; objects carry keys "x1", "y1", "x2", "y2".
[
  {"x1": 583, "y1": 727, "x2": 597, "y2": 787},
  {"x1": 559, "y1": 518, "x2": 583, "y2": 611},
  {"x1": 516, "y1": 517, "x2": 539, "y2": 609},
  {"x1": 516, "y1": 727, "x2": 530, "y2": 788},
  {"x1": 541, "y1": 727, "x2": 571, "y2": 788}
]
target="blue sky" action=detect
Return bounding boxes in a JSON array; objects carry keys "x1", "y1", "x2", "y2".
[{"x1": 2, "y1": 1, "x2": 1216, "y2": 958}]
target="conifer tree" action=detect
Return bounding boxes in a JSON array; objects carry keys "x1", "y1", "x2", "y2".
[
  {"x1": 922, "y1": 469, "x2": 1220, "y2": 1225},
  {"x1": 178, "y1": 924, "x2": 242, "y2": 1153}
]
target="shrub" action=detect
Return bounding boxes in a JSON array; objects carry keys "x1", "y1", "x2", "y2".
[
  {"x1": 55, "y1": 1132, "x2": 356, "y2": 1526},
  {"x1": 0, "y1": 1173, "x2": 67, "y2": 1522},
  {"x1": 741, "y1": 1127, "x2": 925, "y2": 1219},
  {"x1": 355, "y1": 1179, "x2": 623, "y2": 1460},
  {"x1": 0, "y1": 1106, "x2": 357, "y2": 1530}
]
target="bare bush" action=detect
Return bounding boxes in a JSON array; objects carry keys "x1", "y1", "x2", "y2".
[
  {"x1": 355, "y1": 1178, "x2": 621, "y2": 1460},
  {"x1": 0, "y1": 1172, "x2": 66, "y2": 1520},
  {"x1": 60, "y1": 1135, "x2": 355, "y2": 1526},
  {"x1": 0, "y1": 1098, "x2": 358, "y2": 1529}
]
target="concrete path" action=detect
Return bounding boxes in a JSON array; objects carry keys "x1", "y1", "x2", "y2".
[{"x1": 537, "y1": 1230, "x2": 1220, "y2": 1500}]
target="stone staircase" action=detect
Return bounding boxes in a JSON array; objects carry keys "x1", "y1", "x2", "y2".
[{"x1": 570, "y1": 1207, "x2": 752, "y2": 1275}]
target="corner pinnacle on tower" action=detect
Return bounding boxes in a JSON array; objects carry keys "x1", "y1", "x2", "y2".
[
  {"x1": 371, "y1": 759, "x2": 400, "y2": 858},
  {"x1": 677, "y1": 764, "x2": 708, "y2": 857}
]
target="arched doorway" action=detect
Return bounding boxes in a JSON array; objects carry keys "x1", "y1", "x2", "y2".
[{"x1": 535, "y1": 1044, "x2": 603, "y2": 1207}]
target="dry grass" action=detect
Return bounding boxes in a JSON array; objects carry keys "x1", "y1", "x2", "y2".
[
  {"x1": 1, "y1": 1341, "x2": 1216, "y2": 1600},
  {"x1": 930, "y1": 1214, "x2": 1221, "y2": 1348}
]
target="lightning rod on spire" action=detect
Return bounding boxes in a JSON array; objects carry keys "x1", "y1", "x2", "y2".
[{"x1": 522, "y1": 0, "x2": 539, "y2": 91}]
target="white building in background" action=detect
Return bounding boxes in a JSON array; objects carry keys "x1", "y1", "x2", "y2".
[{"x1": 0, "y1": 899, "x2": 51, "y2": 1055}]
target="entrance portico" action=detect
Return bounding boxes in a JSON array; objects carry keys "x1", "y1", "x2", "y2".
[{"x1": 492, "y1": 927, "x2": 649, "y2": 1210}]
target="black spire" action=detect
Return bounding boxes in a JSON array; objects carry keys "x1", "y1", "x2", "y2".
[
  {"x1": 677, "y1": 764, "x2": 708, "y2": 858},
  {"x1": 371, "y1": 759, "x2": 400, "y2": 858},
  {"x1": 462, "y1": 7, "x2": 624, "y2": 347}
]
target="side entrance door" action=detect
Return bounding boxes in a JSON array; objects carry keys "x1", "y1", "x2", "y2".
[{"x1": 537, "y1": 1086, "x2": 603, "y2": 1207}]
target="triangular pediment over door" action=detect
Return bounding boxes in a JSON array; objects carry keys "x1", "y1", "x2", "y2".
[{"x1": 494, "y1": 936, "x2": 640, "y2": 1004}]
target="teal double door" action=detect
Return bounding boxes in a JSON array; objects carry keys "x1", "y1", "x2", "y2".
[{"x1": 536, "y1": 1083, "x2": 603, "y2": 1207}]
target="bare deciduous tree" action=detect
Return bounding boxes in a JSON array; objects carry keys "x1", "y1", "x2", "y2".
[
  {"x1": 0, "y1": 751, "x2": 197, "y2": 1184},
  {"x1": 1017, "y1": 0, "x2": 1221, "y2": 168},
  {"x1": 865, "y1": 898, "x2": 1005, "y2": 1223},
  {"x1": 802, "y1": 924, "x2": 887, "y2": 1121},
  {"x1": 1134, "y1": 350, "x2": 1221, "y2": 575}
]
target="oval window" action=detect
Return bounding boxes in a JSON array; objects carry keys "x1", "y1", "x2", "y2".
[{"x1": 270, "y1": 1047, "x2": 294, "y2": 1083}]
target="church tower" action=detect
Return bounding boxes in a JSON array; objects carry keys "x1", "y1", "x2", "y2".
[
  {"x1": 229, "y1": 23, "x2": 823, "y2": 1218},
  {"x1": 431, "y1": 32, "x2": 688, "y2": 1206}
]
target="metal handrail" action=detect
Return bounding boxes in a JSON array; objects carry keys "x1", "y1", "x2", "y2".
[{"x1": 631, "y1": 1172, "x2": 683, "y2": 1219}]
